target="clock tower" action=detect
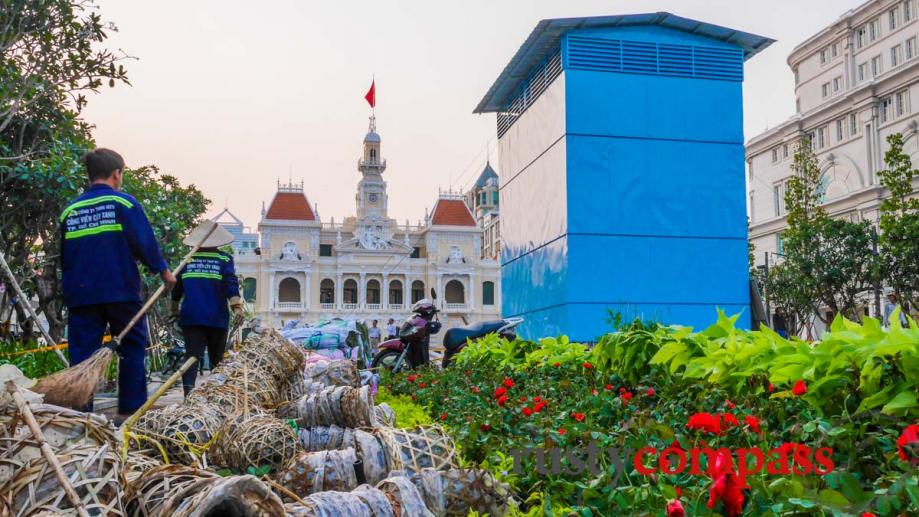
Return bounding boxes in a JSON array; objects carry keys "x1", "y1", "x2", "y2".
[{"x1": 356, "y1": 116, "x2": 388, "y2": 220}]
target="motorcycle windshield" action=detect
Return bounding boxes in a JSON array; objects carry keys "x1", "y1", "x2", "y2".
[{"x1": 398, "y1": 321, "x2": 417, "y2": 338}]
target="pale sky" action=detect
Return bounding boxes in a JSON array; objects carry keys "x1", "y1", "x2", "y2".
[{"x1": 83, "y1": 0, "x2": 864, "y2": 229}]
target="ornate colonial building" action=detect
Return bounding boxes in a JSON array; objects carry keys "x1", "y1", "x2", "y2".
[
  {"x1": 230, "y1": 117, "x2": 501, "y2": 331},
  {"x1": 465, "y1": 162, "x2": 501, "y2": 260}
]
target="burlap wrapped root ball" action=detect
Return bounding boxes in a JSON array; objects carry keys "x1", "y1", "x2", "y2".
[
  {"x1": 0, "y1": 403, "x2": 116, "y2": 486},
  {"x1": 375, "y1": 426, "x2": 458, "y2": 473},
  {"x1": 275, "y1": 448, "x2": 358, "y2": 496},
  {"x1": 216, "y1": 415, "x2": 299, "y2": 473},
  {"x1": 284, "y1": 484, "x2": 395, "y2": 517},
  {"x1": 392, "y1": 468, "x2": 512, "y2": 517},
  {"x1": 376, "y1": 475, "x2": 435, "y2": 517},
  {"x1": 374, "y1": 403, "x2": 396, "y2": 427},
  {"x1": 286, "y1": 386, "x2": 375, "y2": 429},
  {"x1": 303, "y1": 360, "x2": 360, "y2": 388},
  {"x1": 297, "y1": 425, "x2": 356, "y2": 452},
  {"x1": 2, "y1": 442, "x2": 124, "y2": 517},
  {"x1": 124, "y1": 464, "x2": 284, "y2": 517}
]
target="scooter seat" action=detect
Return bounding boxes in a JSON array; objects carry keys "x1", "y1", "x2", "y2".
[{"x1": 443, "y1": 320, "x2": 506, "y2": 351}]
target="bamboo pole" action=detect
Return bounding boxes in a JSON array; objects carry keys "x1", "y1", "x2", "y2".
[
  {"x1": 0, "y1": 247, "x2": 69, "y2": 367},
  {"x1": 5, "y1": 380, "x2": 89, "y2": 517}
]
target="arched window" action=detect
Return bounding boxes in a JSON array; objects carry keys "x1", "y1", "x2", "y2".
[
  {"x1": 320, "y1": 279, "x2": 334, "y2": 303},
  {"x1": 366, "y1": 279, "x2": 381, "y2": 304},
  {"x1": 411, "y1": 280, "x2": 425, "y2": 304},
  {"x1": 242, "y1": 278, "x2": 257, "y2": 303},
  {"x1": 278, "y1": 277, "x2": 301, "y2": 303},
  {"x1": 445, "y1": 280, "x2": 465, "y2": 304},
  {"x1": 343, "y1": 279, "x2": 358, "y2": 304},
  {"x1": 369, "y1": 148, "x2": 377, "y2": 161},
  {"x1": 389, "y1": 280, "x2": 403, "y2": 305},
  {"x1": 482, "y1": 281, "x2": 495, "y2": 306}
]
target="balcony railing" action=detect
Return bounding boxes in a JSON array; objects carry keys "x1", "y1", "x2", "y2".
[
  {"x1": 365, "y1": 303, "x2": 382, "y2": 311},
  {"x1": 444, "y1": 303, "x2": 467, "y2": 312},
  {"x1": 277, "y1": 302, "x2": 303, "y2": 311},
  {"x1": 342, "y1": 303, "x2": 358, "y2": 311},
  {"x1": 319, "y1": 303, "x2": 335, "y2": 310},
  {"x1": 388, "y1": 303, "x2": 404, "y2": 311}
]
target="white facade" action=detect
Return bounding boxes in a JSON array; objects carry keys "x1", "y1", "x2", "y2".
[{"x1": 747, "y1": 0, "x2": 919, "y2": 328}]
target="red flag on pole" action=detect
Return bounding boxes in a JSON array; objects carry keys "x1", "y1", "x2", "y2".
[{"x1": 364, "y1": 80, "x2": 376, "y2": 108}]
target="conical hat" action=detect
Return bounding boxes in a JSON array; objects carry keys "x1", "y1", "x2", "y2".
[{"x1": 182, "y1": 220, "x2": 235, "y2": 248}]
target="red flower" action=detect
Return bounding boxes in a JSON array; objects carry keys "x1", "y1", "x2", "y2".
[
  {"x1": 767, "y1": 383, "x2": 776, "y2": 393},
  {"x1": 722, "y1": 413, "x2": 740, "y2": 428},
  {"x1": 480, "y1": 423, "x2": 491, "y2": 432},
  {"x1": 860, "y1": 513, "x2": 877, "y2": 517},
  {"x1": 745, "y1": 415, "x2": 763, "y2": 434},
  {"x1": 666, "y1": 499, "x2": 685, "y2": 517},
  {"x1": 407, "y1": 375, "x2": 417, "y2": 383},
  {"x1": 493, "y1": 386, "x2": 507, "y2": 398},
  {"x1": 418, "y1": 382, "x2": 427, "y2": 388},
  {"x1": 621, "y1": 392, "x2": 633, "y2": 403},
  {"x1": 897, "y1": 424, "x2": 919, "y2": 463},
  {"x1": 647, "y1": 388, "x2": 655, "y2": 397},
  {"x1": 724, "y1": 399, "x2": 736, "y2": 409},
  {"x1": 440, "y1": 413, "x2": 447, "y2": 421},
  {"x1": 591, "y1": 389, "x2": 598, "y2": 396},
  {"x1": 411, "y1": 394, "x2": 416, "y2": 401},
  {"x1": 792, "y1": 379, "x2": 807, "y2": 396},
  {"x1": 496, "y1": 394, "x2": 507, "y2": 406},
  {"x1": 582, "y1": 362, "x2": 593, "y2": 369},
  {"x1": 687, "y1": 412, "x2": 722, "y2": 435},
  {"x1": 552, "y1": 362, "x2": 561, "y2": 367},
  {"x1": 571, "y1": 412, "x2": 586, "y2": 422},
  {"x1": 618, "y1": 387, "x2": 627, "y2": 394},
  {"x1": 534, "y1": 396, "x2": 542, "y2": 402},
  {"x1": 557, "y1": 428, "x2": 566, "y2": 435},
  {"x1": 522, "y1": 407, "x2": 534, "y2": 417},
  {"x1": 520, "y1": 395, "x2": 527, "y2": 402},
  {"x1": 674, "y1": 487, "x2": 682, "y2": 498},
  {"x1": 534, "y1": 400, "x2": 547, "y2": 413},
  {"x1": 503, "y1": 377, "x2": 515, "y2": 388},
  {"x1": 605, "y1": 384, "x2": 614, "y2": 391},
  {"x1": 707, "y1": 450, "x2": 745, "y2": 516},
  {"x1": 471, "y1": 386, "x2": 480, "y2": 394}
]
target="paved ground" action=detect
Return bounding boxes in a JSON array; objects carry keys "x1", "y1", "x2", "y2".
[{"x1": 94, "y1": 372, "x2": 209, "y2": 422}]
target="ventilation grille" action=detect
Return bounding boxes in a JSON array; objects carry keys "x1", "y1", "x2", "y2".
[
  {"x1": 566, "y1": 35, "x2": 743, "y2": 82},
  {"x1": 496, "y1": 50, "x2": 563, "y2": 138}
]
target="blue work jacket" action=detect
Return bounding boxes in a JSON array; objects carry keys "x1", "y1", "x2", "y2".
[{"x1": 171, "y1": 250, "x2": 240, "y2": 329}]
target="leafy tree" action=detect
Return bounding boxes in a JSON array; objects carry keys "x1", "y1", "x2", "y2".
[{"x1": 877, "y1": 133, "x2": 919, "y2": 311}]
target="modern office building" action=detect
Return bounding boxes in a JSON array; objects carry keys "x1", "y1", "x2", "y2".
[
  {"x1": 747, "y1": 0, "x2": 919, "y2": 330},
  {"x1": 476, "y1": 13, "x2": 773, "y2": 340}
]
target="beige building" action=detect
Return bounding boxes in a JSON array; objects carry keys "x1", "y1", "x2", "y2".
[
  {"x1": 230, "y1": 116, "x2": 501, "y2": 332},
  {"x1": 747, "y1": 0, "x2": 919, "y2": 330},
  {"x1": 465, "y1": 162, "x2": 501, "y2": 260}
]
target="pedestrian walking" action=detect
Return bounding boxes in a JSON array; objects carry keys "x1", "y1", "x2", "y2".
[
  {"x1": 884, "y1": 292, "x2": 909, "y2": 327},
  {"x1": 369, "y1": 319, "x2": 382, "y2": 348},
  {"x1": 386, "y1": 318, "x2": 398, "y2": 339}
]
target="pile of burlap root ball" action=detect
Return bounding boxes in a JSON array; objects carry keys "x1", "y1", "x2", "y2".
[{"x1": 0, "y1": 328, "x2": 511, "y2": 517}]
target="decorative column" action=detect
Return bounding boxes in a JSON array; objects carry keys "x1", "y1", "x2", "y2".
[
  {"x1": 335, "y1": 273, "x2": 343, "y2": 310},
  {"x1": 359, "y1": 272, "x2": 367, "y2": 309},
  {"x1": 403, "y1": 278, "x2": 410, "y2": 307},
  {"x1": 468, "y1": 273, "x2": 475, "y2": 312},
  {"x1": 382, "y1": 273, "x2": 389, "y2": 307},
  {"x1": 436, "y1": 273, "x2": 444, "y2": 309},
  {"x1": 268, "y1": 271, "x2": 276, "y2": 310},
  {"x1": 304, "y1": 271, "x2": 311, "y2": 311}
]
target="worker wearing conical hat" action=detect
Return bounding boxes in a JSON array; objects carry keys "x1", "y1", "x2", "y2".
[
  {"x1": 168, "y1": 223, "x2": 243, "y2": 396},
  {"x1": 60, "y1": 148, "x2": 176, "y2": 417}
]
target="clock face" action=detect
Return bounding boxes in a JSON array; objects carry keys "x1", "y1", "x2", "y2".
[{"x1": 368, "y1": 193, "x2": 378, "y2": 204}]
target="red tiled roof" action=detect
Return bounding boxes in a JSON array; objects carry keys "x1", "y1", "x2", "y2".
[
  {"x1": 431, "y1": 199, "x2": 476, "y2": 226},
  {"x1": 265, "y1": 192, "x2": 315, "y2": 220}
]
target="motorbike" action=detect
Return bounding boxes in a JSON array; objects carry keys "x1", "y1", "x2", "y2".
[
  {"x1": 441, "y1": 317, "x2": 524, "y2": 368},
  {"x1": 371, "y1": 298, "x2": 441, "y2": 373}
]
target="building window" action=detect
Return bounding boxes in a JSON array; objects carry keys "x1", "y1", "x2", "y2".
[
  {"x1": 908, "y1": 37, "x2": 917, "y2": 59},
  {"x1": 892, "y1": 44, "x2": 903, "y2": 67},
  {"x1": 410, "y1": 247, "x2": 421, "y2": 259},
  {"x1": 319, "y1": 279, "x2": 334, "y2": 303},
  {"x1": 881, "y1": 95, "x2": 893, "y2": 123},
  {"x1": 278, "y1": 277, "x2": 301, "y2": 303},
  {"x1": 776, "y1": 234, "x2": 784, "y2": 255},
  {"x1": 858, "y1": 62, "x2": 868, "y2": 82},
  {"x1": 773, "y1": 184, "x2": 783, "y2": 217},
  {"x1": 482, "y1": 281, "x2": 495, "y2": 306},
  {"x1": 410, "y1": 280, "x2": 425, "y2": 303},
  {"x1": 850, "y1": 113, "x2": 858, "y2": 135},
  {"x1": 833, "y1": 76, "x2": 842, "y2": 92},
  {"x1": 319, "y1": 244, "x2": 333, "y2": 257},
  {"x1": 783, "y1": 144, "x2": 789, "y2": 158},
  {"x1": 243, "y1": 278, "x2": 257, "y2": 303},
  {"x1": 871, "y1": 55, "x2": 882, "y2": 76},
  {"x1": 820, "y1": 47, "x2": 830, "y2": 64},
  {"x1": 492, "y1": 191, "x2": 499, "y2": 204},
  {"x1": 749, "y1": 191, "x2": 756, "y2": 222},
  {"x1": 836, "y1": 119, "x2": 844, "y2": 141},
  {"x1": 821, "y1": 82, "x2": 830, "y2": 98},
  {"x1": 856, "y1": 25, "x2": 868, "y2": 48},
  {"x1": 832, "y1": 42, "x2": 839, "y2": 57},
  {"x1": 366, "y1": 279, "x2": 381, "y2": 304},
  {"x1": 369, "y1": 148, "x2": 377, "y2": 161},
  {"x1": 890, "y1": 8, "x2": 901, "y2": 30},
  {"x1": 906, "y1": 0, "x2": 914, "y2": 22},
  {"x1": 343, "y1": 279, "x2": 358, "y2": 304},
  {"x1": 869, "y1": 18, "x2": 881, "y2": 41},
  {"x1": 896, "y1": 89, "x2": 910, "y2": 117},
  {"x1": 389, "y1": 280, "x2": 403, "y2": 305},
  {"x1": 817, "y1": 126, "x2": 827, "y2": 149},
  {"x1": 444, "y1": 280, "x2": 465, "y2": 304},
  {"x1": 771, "y1": 148, "x2": 778, "y2": 162}
]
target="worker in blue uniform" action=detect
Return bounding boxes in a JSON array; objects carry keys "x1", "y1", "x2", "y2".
[
  {"x1": 168, "y1": 224, "x2": 243, "y2": 396},
  {"x1": 60, "y1": 148, "x2": 175, "y2": 418}
]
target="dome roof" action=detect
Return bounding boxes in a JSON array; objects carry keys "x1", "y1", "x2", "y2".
[
  {"x1": 364, "y1": 131, "x2": 381, "y2": 143},
  {"x1": 473, "y1": 162, "x2": 499, "y2": 189}
]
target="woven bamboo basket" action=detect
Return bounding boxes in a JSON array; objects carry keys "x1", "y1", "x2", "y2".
[
  {"x1": 123, "y1": 464, "x2": 284, "y2": 517},
  {"x1": 375, "y1": 426, "x2": 458, "y2": 473},
  {"x1": 152, "y1": 403, "x2": 225, "y2": 465},
  {"x1": 123, "y1": 452, "x2": 163, "y2": 483},
  {"x1": 275, "y1": 448, "x2": 359, "y2": 496},
  {"x1": 235, "y1": 329, "x2": 304, "y2": 386},
  {"x1": 376, "y1": 475, "x2": 434, "y2": 517},
  {"x1": 131, "y1": 404, "x2": 179, "y2": 437},
  {"x1": 287, "y1": 386, "x2": 375, "y2": 429},
  {"x1": 303, "y1": 360, "x2": 360, "y2": 388},
  {"x1": 216, "y1": 415, "x2": 299, "y2": 473},
  {"x1": 284, "y1": 484, "x2": 396, "y2": 517},
  {"x1": 391, "y1": 468, "x2": 511, "y2": 517},
  {"x1": 185, "y1": 383, "x2": 251, "y2": 419},
  {"x1": 1, "y1": 442, "x2": 124, "y2": 517},
  {"x1": 374, "y1": 403, "x2": 396, "y2": 427},
  {"x1": 0, "y1": 403, "x2": 116, "y2": 486},
  {"x1": 220, "y1": 367, "x2": 281, "y2": 410}
]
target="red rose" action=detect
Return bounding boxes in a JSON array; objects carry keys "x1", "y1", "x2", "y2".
[
  {"x1": 621, "y1": 392, "x2": 633, "y2": 403},
  {"x1": 440, "y1": 413, "x2": 447, "y2": 421},
  {"x1": 553, "y1": 362, "x2": 561, "y2": 367},
  {"x1": 767, "y1": 383, "x2": 776, "y2": 393},
  {"x1": 557, "y1": 428, "x2": 566, "y2": 435},
  {"x1": 480, "y1": 423, "x2": 491, "y2": 432},
  {"x1": 582, "y1": 362, "x2": 593, "y2": 369},
  {"x1": 897, "y1": 424, "x2": 919, "y2": 464},
  {"x1": 666, "y1": 499, "x2": 685, "y2": 517},
  {"x1": 571, "y1": 412, "x2": 585, "y2": 422},
  {"x1": 503, "y1": 377, "x2": 515, "y2": 388},
  {"x1": 792, "y1": 379, "x2": 807, "y2": 396},
  {"x1": 605, "y1": 384, "x2": 613, "y2": 391},
  {"x1": 407, "y1": 375, "x2": 417, "y2": 383},
  {"x1": 724, "y1": 399, "x2": 736, "y2": 409},
  {"x1": 618, "y1": 387, "x2": 627, "y2": 394},
  {"x1": 534, "y1": 400, "x2": 547, "y2": 412},
  {"x1": 418, "y1": 382, "x2": 427, "y2": 388},
  {"x1": 522, "y1": 407, "x2": 533, "y2": 417},
  {"x1": 496, "y1": 394, "x2": 507, "y2": 406},
  {"x1": 520, "y1": 395, "x2": 527, "y2": 402},
  {"x1": 647, "y1": 388, "x2": 655, "y2": 397},
  {"x1": 493, "y1": 386, "x2": 507, "y2": 398},
  {"x1": 687, "y1": 412, "x2": 722, "y2": 435},
  {"x1": 745, "y1": 415, "x2": 763, "y2": 434},
  {"x1": 471, "y1": 386, "x2": 480, "y2": 394},
  {"x1": 534, "y1": 396, "x2": 542, "y2": 402},
  {"x1": 860, "y1": 513, "x2": 877, "y2": 517},
  {"x1": 722, "y1": 413, "x2": 740, "y2": 428},
  {"x1": 707, "y1": 450, "x2": 745, "y2": 516}
]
